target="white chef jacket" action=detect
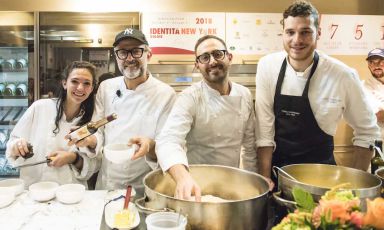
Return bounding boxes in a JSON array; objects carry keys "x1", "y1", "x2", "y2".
[
  {"x1": 363, "y1": 76, "x2": 384, "y2": 137},
  {"x1": 90, "y1": 75, "x2": 176, "y2": 195},
  {"x1": 256, "y1": 50, "x2": 380, "y2": 149},
  {"x1": 156, "y1": 80, "x2": 257, "y2": 173},
  {"x1": 6, "y1": 99, "x2": 98, "y2": 188}
]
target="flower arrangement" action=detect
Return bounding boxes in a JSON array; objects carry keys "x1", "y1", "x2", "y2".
[{"x1": 273, "y1": 184, "x2": 384, "y2": 230}]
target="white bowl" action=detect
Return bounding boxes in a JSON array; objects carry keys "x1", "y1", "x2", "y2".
[
  {"x1": 28, "y1": 181, "x2": 59, "y2": 202},
  {"x1": 105, "y1": 199, "x2": 140, "y2": 230},
  {"x1": 146, "y1": 212, "x2": 187, "y2": 230},
  {"x1": 0, "y1": 178, "x2": 25, "y2": 196},
  {"x1": 104, "y1": 143, "x2": 136, "y2": 164},
  {"x1": 56, "y1": 184, "x2": 85, "y2": 204},
  {"x1": 0, "y1": 187, "x2": 15, "y2": 208}
]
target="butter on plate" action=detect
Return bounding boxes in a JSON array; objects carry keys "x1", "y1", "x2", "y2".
[
  {"x1": 105, "y1": 200, "x2": 140, "y2": 230},
  {"x1": 114, "y1": 209, "x2": 136, "y2": 228}
]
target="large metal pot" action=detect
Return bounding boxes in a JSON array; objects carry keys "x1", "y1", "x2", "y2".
[
  {"x1": 138, "y1": 165, "x2": 269, "y2": 230},
  {"x1": 277, "y1": 164, "x2": 382, "y2": 210}
]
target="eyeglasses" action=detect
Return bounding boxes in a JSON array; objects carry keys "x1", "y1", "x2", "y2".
[
  {"x1": 196, "y1": 50, "x2": 227, "y2": 64},
  {"x1": 115, "y1": 48, "x2": 145, "y2": 60},
  {"x1": 368, "y1": 59, "x2": 384, "y2": 67}
]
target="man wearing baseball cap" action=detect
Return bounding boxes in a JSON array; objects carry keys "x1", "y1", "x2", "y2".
[
  {"x1": 72, "y1": 28, "x2": 176, "y2": 195},
  {"x1": 363, "y1": 48, "x2": 384, "y2": 141}
]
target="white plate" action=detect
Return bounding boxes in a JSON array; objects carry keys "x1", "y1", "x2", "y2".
[
  {"x1": 105, "y1": 189, "x2": 136, "y2": 201},
  {"x1": 105, "y1": 199, "x2": 140, "y2": 230}
]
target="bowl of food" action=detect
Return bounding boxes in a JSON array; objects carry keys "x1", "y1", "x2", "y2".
[
  {"x1": 29, "y1": 181, "x2": 59, "y2": 202},
  {"x1": 0, "y1": 187, "x2": 15, "y2": 208},
  {"x1": 105, "y1": 199, "x2": 140, "y2": 230},
  {"x1": 0, "y1": 178, "x2": 25, "y2": 196},
  {"x1": 104, "y1": 143, "x2": 136, "y2": 164},
  {"x1": 56, "y1": 184, "x2": 85, "y2": 204}
]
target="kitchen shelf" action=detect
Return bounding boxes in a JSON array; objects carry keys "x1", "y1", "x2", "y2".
[
  {"x1": 0, "y1": 96, "x2": 28, "y2": 99},
  {"x1": 0, "y1": 106, "x2": 27, "y2": 125},
  {"x1": 0, "y1": 150, "x2": 19, "y2": 177},
  {"x1": 0, "y1": 69, "x2": 28, "y2": 73}
]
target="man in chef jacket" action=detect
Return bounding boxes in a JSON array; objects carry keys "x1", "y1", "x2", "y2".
[
  {"x1": 156, "y1": 35, "x2": 257, "y2": 201},
  {"x1": 255, "y1": 1, "x2": 380, "y2": 189},
  {"x1": 363, "y1": 48, "x2": 384, "y2": 139},
  {"x1": 73, "y1": 28, "x2": 176, "y2": 195}
]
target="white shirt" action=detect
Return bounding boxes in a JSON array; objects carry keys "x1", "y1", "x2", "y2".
[
  {"x1": 156, "y1": 81, "x2": 257, "y2": 173},
  {"x1": 363, "y1": 76, "x2": 384, "y2": 136},
  {"x1": 255, "y1": 51, "x2": 380, "y2": 149},
  {"x1": 6, "y1": 99, "x2": 97, "y2": 187},
  {"x1": 91, "y1": 75, "x2": 176, "y2": 195}
]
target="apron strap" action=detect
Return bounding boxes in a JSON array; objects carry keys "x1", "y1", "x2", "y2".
[
  {"x1": 275, "y1": 52, "x2": 320, "y2": 97},
  {"x1": 302, "y1": 52, "x2": 319, "y2": 97}
]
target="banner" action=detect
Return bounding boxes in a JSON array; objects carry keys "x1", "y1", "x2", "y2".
[
  {"x1": 226, "y1": 13, "x2": 283, "y2": 55},
  {"x1": 318, "y1": 14, "x2": 384, "y2": 55},
  {"x1": 142, "y1": 12, "x2": 225, "y2": 54}
]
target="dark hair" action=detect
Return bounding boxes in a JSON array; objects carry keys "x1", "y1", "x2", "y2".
[
  {"x1": 96, "y1": 72, "x2": 116, "y2": 91},
  {"x1": 53, "y1": 61, "x2": 97, "y2": 134},
  {"x1": 194, "y1": 35, "x2": 227, "y2": 54},
  {"x1": 282, "y1": 1, "x2": 319, "y2": 28},
  {"x1": 98, "y1": 72, "x2": 116, "y2": 84}
]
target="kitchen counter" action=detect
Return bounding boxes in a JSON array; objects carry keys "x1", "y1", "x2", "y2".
[{"x1": 0, "y1": 190, "x2": 107, "y2": 230}]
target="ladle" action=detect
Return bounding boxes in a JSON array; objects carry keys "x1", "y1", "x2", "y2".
[{"x1": 272, "y1": 166, "x2": 299, "y2": 181}]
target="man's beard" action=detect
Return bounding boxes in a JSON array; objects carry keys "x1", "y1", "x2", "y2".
[
  {"x1": 371, "y1": 69, "x2": 384, "y2": 80},
  {"x1": 203, "y1": 64, "x2": 228, "y2": 84},
  {"x1": 123, "y1": 67, "x2": 143, "y2": 80},
  {"x1": 120, "y1": 60, "x2": 144, "y2": 80}
]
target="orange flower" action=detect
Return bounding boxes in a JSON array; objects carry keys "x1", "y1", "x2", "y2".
[
  {"x1": 317, "y1": 200, "x2": 351, "y2": 224},
  {"x1": 350, "y1": 211, "x2": 364, "y2": 228},
  {"x1": 363, "y1": 197, "x2": 384, "y2": 229}
]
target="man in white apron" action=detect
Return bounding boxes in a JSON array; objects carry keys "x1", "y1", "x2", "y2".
[
  {"x1": 363, "y1": 48, "x2": 384, "y2": 139},
  {"x1": 73, "y1": 28, "x2": 176, "y2": 196},
  {"x1": 255, "y1": 1, "x2": 380, "y2": 190},
  {"x1": 156, "y1": 35, "x2": 257, "y2": 201}
]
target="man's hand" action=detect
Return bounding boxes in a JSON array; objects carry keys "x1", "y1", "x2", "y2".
[
  {"x1": 168, "y1": 164, "x2": 201, "y2": 202},
  {"x1": 257, "y1": 146, "x2": 275, "y2": 191},
  {"x1": 128, "y1": 136, "x2": 156, "y2": 160},
  {"x1": 376, "y1": 110, "x2": 384, "y2": 123}
]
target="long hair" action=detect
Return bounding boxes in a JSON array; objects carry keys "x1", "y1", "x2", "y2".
[{"x1": 53, "y1": 61, "x2": 97, "y2": 135}]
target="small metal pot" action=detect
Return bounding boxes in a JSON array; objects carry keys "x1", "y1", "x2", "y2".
[
  {"x1": 375, "y1": 168, "x2": 384, "y2": 197},
  {"x1": 136, "y1": 165, "x2": 269, "y2": 230},
  {"x1": 277, "y1": 164, "x2": 382, "y2": 210}
]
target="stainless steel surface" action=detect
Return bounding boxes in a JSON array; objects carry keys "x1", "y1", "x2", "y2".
[
  {"x1": 34, "y1": 11, "x2": 40, "y2": 101},
  {"x1": 375, "y1": 168, "x2": 384, "y2": 197},
  {"x1": 272, "y1": 191, "x2": 296, "y2": 211},
  {"x1": 141, "y1": 165, "x2": 269, "y2": 230},
  {"x1": 272, "y1": 166, "x2": 298, "y2": 181},
  {"x1": 14, "y1": 158, "x2": 51, "y2": 168},
  {"x1": 278, "y1": 164, "x2": 382, "y2": 210},
  {"x1": 149, "y1": 64, "x2": 256, "y2": 98},
  {"x1": 376, "y1": 168, "x2": 384, "y2": 180}
]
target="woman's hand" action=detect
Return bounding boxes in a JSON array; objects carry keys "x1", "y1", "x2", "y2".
[
  {"x1": 11, "y1": 138, "x2": 30, "y2": 158},
  {"x1": 47, "y1": 151, "x2": 77, "y2": 167}
]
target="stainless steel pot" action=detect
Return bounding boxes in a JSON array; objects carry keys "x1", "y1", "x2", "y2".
[
  {"x1": 375, "y1": 168, "x2": 384, "y2": 197},
  {"x1": 137, "y1": 165, "x2": 269, "y2": 230},
  {"x1": 277, "y1": 164, "x2": 382, "y2": 210}
]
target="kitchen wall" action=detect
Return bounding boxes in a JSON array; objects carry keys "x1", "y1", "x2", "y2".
[
  {"x1": 1, "y1": 0, "x2": 382, "y2": 148},
  {"x1": 0, "y1": 0, "x2": 383, "y2": 15}
]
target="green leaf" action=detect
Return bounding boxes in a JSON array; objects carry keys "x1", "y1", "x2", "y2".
[{"x1": 292, "y1": 187, "x2": 316, "y2": 212}]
